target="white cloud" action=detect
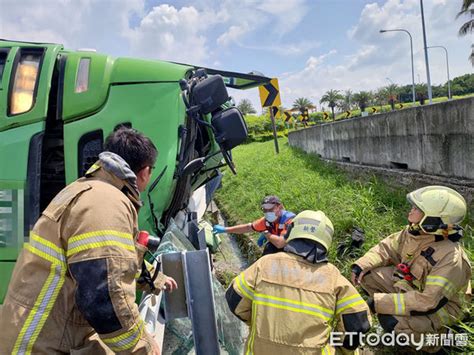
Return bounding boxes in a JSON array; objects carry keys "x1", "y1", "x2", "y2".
[
  {"x1": 213, "y1": 0, "x2": 309, "y2": 46},
  {"x1": 0, "y1": 0, "x2": 144, "y2": 52},
  {"x1": 239, "y1": 40, "x2": 321, "y2": 56},
  {"x1": 123, "y1": 0, "x2": 311, "y2": 62},
  {"x1": 308, "y1": 50, "x2": 337, "y2": 67},
  {"x1": 125, "y1": 4, "x2": 210, "y2": 64},
  {"x1": 1, "y1": 0, "x2": 311, "y2": 66},
  {"x1": 217, "y1": 25, "x2": 250, "y2": 46},
  {"x1": 256, "y1": 0, "x2": 308, "y2": 31},
  {"x1": 275, "y1": 0, "x2": 473, "y2": 109},
  {"x1": 347, "y1": 45, "x2": 379, "y2": 69}
]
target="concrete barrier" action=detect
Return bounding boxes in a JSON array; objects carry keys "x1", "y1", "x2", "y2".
[{"x1": 288, "y1": 97, "x2": 474, "y2": 180}]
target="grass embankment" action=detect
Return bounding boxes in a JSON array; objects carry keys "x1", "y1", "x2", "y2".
[
  {"x1": 214, "y1": 138, "x2": 473, "y2": 351},
  {"x1": 217, "y1": 138, "x2": 409, "y2": 270}
]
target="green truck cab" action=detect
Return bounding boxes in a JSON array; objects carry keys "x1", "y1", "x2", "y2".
[{"x1": 0, "y1": 39, "x2": 269, "y2": 303}]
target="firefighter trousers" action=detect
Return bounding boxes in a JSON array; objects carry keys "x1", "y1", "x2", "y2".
[{"x1": 360, "y1": 266, "x2": 447, "y2": 353}]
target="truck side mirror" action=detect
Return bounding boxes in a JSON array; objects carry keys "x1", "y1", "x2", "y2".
[
  {"x1": 192, "y1": 75, "x2": 229, "y2": 114},
  {"x1": 211, "y1": 107, "x2": 248, "y2": 151}
]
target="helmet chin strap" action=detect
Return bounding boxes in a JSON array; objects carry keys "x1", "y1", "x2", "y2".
[
  {"x1": 408, "y1": 223, "x2": 423, "y2": 235},
  {"x1": 410, "y1": 221, "x2": 459, "y2": 237}
]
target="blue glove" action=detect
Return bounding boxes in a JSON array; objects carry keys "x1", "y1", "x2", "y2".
[
  {"x1": 212, "y1": 225, "x2": 226, "y2": 234},
  {"x1": 257, "y1": 233, "x2": 267, "y2": 247}
]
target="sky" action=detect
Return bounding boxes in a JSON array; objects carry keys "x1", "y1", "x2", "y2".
[{"x1": 1, "y1": 0, "x2": 472, "y2": 111}]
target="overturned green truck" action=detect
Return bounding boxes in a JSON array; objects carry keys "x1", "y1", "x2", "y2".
[{"x1": 0, "y1": 39, "x2": 269, "y2": 353}]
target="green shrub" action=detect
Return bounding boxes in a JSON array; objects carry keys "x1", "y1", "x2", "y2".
[{"x1": 244, "y1": 114, "x2": 287, "y2": 135}]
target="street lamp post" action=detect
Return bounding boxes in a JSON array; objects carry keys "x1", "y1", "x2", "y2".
[
  {"x1": 420, "y1": 0, "x2": 433, "y2": 104},
  {"x1": 380, "y1": 29, "x2": 416, "y2": 104},
  {"x1": 428, "y1": 45, "x2": 451, "y2": 100}
]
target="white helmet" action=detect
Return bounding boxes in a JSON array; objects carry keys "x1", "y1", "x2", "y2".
[
  {"x1": 286, "y1": 210, "x2": 334, "y2": 251},
  {"x1": 407, "y1": 186, "x2": 467, "y2": 235}
]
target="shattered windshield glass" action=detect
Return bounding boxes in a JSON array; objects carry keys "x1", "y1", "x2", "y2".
[{"x1": 150, "y1": 220, "x2": 247, "y2": 355}]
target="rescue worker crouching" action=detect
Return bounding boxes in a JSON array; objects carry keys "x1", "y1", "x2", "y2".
[
  {"x1": 213, "y1": 195, "x2": 295, "y2": 255},
  {"x1": 0, "y1": 128, "x2": 177, "y2": 354},
  {"x1": 226, "y1": 210, "x2": 371, "y2": 354},
  {"x1": 351, "y1": 186, "x2": 472, "y2": 351}
]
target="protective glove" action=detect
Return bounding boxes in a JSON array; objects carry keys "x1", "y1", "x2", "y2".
[
  {"x1": 351, "y1": 264, "x2": 363, "y2": 278},
  {"x1": 212, "y1": 225, "x2": 226, "y2": 234},
  {"x1": 257, "y1": 233, "x2": 267, "y2": 247}
]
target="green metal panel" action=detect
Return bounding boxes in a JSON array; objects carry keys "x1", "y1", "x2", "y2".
[
  {"x1": 61, "y1": 52, "x2": 115, "y2": 121},
  {"x1": 63, "y1": 83, "x2": 185, "y2": 230},
  {"x1": 0, "y1": 181, "x2": 26, "y2": 305},
  {"x1": 110, "y1": 58, "x2": 192, "y2": 83},
  {"x1": 61, "y1": 54, "x2": 192, "y2": 122},
  {"x1": 0, "y1": 121, "x2": 44, "y2": 180},
  {"x1": 0, "y1": 122, "x2": 43, "y2": 256},
  {"x1": 0, "y1": 184, "x2": 24, "y2": 258},
  {"x1": 0, "y1": 262, "x2": 16, "y2": 303},
  {"x1": 0, "y1": 120, "x2": 44, "y2": 305},
  {"x1": 0, "y1": 41, "x2": 63, "y2": 131},
  {"x1": 0, "y1": 47, "x2": 17, "y2": 119}
]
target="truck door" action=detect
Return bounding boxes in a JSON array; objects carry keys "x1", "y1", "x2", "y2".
[{"x1": 0, "y1": 42, "x2": 63, "y2": 303}]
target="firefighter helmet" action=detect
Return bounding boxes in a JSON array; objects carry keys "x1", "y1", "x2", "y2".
[
  {"x1": 286, "y1": 210, "x2": 334, "y2": 251},
  {"x1": 406, "y1": 186, "x2": 467, "y2": 235}
]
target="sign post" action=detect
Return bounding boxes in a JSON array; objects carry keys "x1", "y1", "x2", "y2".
[
  {"x1": 259, "y1": 78, "x2": 281, "y2": 154},
  {"x1": 269, "y1": 107, "x2": 280, "y2": 154}
]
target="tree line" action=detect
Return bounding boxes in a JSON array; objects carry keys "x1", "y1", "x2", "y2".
[{"x1": 237, "y1": 73, "x2": 474, "y2": 120}]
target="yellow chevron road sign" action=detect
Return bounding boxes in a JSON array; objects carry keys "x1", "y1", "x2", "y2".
[{"x1": 259, "y1": 78, "x2": 281, "y2": 108}]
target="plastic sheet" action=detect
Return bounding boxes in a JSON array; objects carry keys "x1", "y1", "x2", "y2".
[{"x1": 155, "y1": 219, "x2": 247, "y2": 355}]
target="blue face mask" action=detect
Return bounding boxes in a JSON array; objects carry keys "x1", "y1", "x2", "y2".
[{"x1": 265, "y1": 212, "x2": 278, "y2": 223}]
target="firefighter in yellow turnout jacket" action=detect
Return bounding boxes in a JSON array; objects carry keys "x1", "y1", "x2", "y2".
[
  {"x1": 226, "y1": 210, "x2": 371, "y2": 354},
  {"x1": 0, "y1": 128, "x2": 176, "y2": 354},
  {"x1": 352, "y1": 186, "x2": 472, "y2": 344}
]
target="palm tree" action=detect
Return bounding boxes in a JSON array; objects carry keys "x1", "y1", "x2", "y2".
[
  {"x1": 385, "y1": 84, "x2": 399, "y2": 110},
  {"x1": 374, "y1": 88, "x2": 386, "y2": 111},
  {"x1": 319, "y1": 89, "x2": 343, "y2": 120},
  {"x1": 340, "y1": 90, "x2": 353, "y2": 111},
  {"x1": 237, "y1": 99, "x2": 257, "y2": 115},
  {"x1": 292, "y1": 97, "x2": 315, "y2": 113},
  {"x1": 457, "y1": 0, "x2": 474, "y2": 64},
  {"x1": 353, "y1": 91, "x2": 372, "y2": 113},
  {"x1": 415, "y1": 83, "x2": 428, "y2": 105}
]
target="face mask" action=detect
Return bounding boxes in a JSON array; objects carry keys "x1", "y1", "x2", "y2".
[{"x1": 265, "y1": 212, "x2": 278, "y2": 222}]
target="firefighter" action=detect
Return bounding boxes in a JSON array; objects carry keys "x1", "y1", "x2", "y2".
[
  {"x1": 351, "y1": 186, "x2": 471, "y2": 348},
  {"x1": 226, "y1": 210, "x2": 371, "y2": 354},
  {"x1": 213, "y1": 195, "x2": 295, "y2": 255},
  {"x1": 0, "y1": 128, "x2": 177, "y2": 354}
]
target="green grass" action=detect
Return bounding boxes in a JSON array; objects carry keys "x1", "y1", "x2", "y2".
[
  {"x1": 216, "y1": 138, "x2": 411, "y2": 273},
  {"x1": 216, "y1": 137, "x2": 474, "y2": 263},
  {"x1": 330, "y1": 93, "x2": 474, "y2": 121},
  {"x1": 215, "y1": 138, "x2": 473, "y2": 350}
]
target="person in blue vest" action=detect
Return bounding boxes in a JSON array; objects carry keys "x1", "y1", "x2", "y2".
[{"x1": 213, "y1": 195, "x2": 295, "y2": 255}]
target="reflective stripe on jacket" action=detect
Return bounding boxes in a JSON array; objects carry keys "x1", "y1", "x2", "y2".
[
  {"x1": 354, "y1": 227, "x2": 472, "y2": 324},
  {"x1": 226, "y1": 252, "x2": 371, "y2": 354},
  {"x1": 0, "y1": 163, "x2": 156, "y2": 354}
]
